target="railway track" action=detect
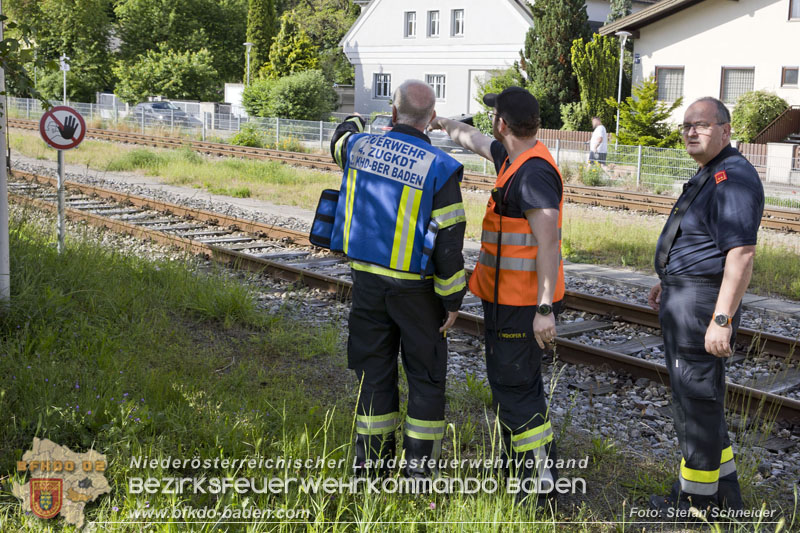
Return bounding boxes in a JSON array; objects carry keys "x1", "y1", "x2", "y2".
[
  {"x1": 8, "y1": 169, "x2": 800, "y2": 424},
  {"x1": 9, "y1": 118, "x2": 800, "y2": 233}
]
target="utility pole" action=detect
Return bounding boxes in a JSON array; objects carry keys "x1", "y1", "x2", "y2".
[{"x1": 0, "y1": 0, "x2": 10, "y2": 307}]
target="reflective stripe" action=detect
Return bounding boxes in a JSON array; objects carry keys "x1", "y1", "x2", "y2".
[
  {"x1": 390, "y1": 186, "x2": 423, "y2": 271},
  {"x1": 345, "y1": 116, "x2": 365, "y2": 132},
  {"x1": 478, "y1": 250, "x2": 537, "y2": 272},
  {"x1": 356, "y1": 412, "x2": 399, "y2": 436},
  {"x1": 481, "y1": 228, "x2": 563, "y2": 246},
  {"x1": 679, "y1": 475, "x2": 718, "y2": 495},
  {"x1": 434, "y1": 270, "x2": 466, "y2": 296},
  {"x1": 343, "y1": 168, "x2": 357, "y2": 254},
  {"x1": 351, "y1": 261, "x2": 432, "y2": 280},
  {"x1": 432, "y1": 203, "x2": 466, "y2": 229},
  {"x1": 720, "y1": 446, "x2": 734, "y2": 464},
  {"x1": 679, "y1": 458, "x2": 719, "y2": 495},
  {"x1": 719, "y1": 458, "x2": 736, "y2": 477},
  {"x1": 405, "y1": 417, "x2": 445, "y2": 440},
  {"x1": 511, "y1": 421, "x2": 553, "y2": 453},
  {"x1": 482, "y1": 230, "x2": 538, "y2": 247},
  {"x1": 334, "y1": 132, "x2": 351, "y2": 168},
  {"x1": 680, "y1": 458, "x2": 719, "y2": 483}
]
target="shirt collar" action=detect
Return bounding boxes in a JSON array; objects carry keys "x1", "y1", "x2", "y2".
[
  {"x1": 391, "y1": 123, "x2": 431, "y2": 144},
  {"x1": 700, "y1": 144, "x2": 738, "y2": 171}
]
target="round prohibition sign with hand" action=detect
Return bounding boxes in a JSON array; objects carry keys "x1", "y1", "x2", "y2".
[{"x1": 39, "y1": 106, "x2": 86, "y2": 150}]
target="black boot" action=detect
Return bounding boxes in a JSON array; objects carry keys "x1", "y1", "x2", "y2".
[
  {"x1": 353, "y1": 433, "x2": 395, "y2": 478},
  {"x1": 402, "y1": 436, "x2": 439, "y2": 478}
]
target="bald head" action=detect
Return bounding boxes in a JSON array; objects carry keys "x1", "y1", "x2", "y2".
[{"x1": 392, "y1": 80, "x2": 436, "y2": 131}]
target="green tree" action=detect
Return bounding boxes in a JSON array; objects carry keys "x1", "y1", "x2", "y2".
[
  {"x1": 114, "y1": 0, "x2": 247, "y2": 84},
  {"x1": 0, "y1": 12, "x2": 54, "y2": 103},
  {"x1": 246, "y1": 0, "x2": 277, "y2": 75},
  {"x1": 260, "y1": 10, "x2": 319, "y2": 79},
  {"x1": 730, "y1": 91, "x2": 789, "y2": 143},
  {"x1": 570, "y1": 34, "x2": 619, "y2": 130},
  {"x1": 606, "y1": 76, "x2": 683, "y2": 147},
  {"x1": 606, "y1": 0, "x2": 632, "y2": 23},
  {"x1": 472, "y1": 67, "x2": 526, "y2": 134},
  {"x1": 7, "y1": 0, "x2": 114, "y2": 100},
  {"x1": 242, "y1": 69, "x2": 335, "y2": 120},
  {"x1": 292, "y1": 0, "x2": 359, "y2": 83},
  {"x1": 521, "y1": 0, "x2": 591, "y2": 128},
  {"x1": 113, "y1": 46, "x2": 219, "y2": 104}
]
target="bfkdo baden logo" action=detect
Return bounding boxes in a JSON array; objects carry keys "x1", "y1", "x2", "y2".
[
  {"x1": 30, "y1": 478, "x2": 63, "y2": 519},
  {"x1": 13, "y1": 438, "x2": 111, "y2": 528}
]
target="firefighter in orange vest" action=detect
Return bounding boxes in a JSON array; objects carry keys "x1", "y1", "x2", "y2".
[{"x1": 430, "y1": 87, "x2": 564, "y2": 506}]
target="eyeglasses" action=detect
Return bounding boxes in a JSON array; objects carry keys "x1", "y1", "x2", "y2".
[{"x1": 681, "y1": 121, "x2": 726, "y2": 134}]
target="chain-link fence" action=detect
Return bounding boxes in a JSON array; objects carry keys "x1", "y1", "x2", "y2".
[{"x1": 7, "y1": 96, "x2": 800, "y2": 208}]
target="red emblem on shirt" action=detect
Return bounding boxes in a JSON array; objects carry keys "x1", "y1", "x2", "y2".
[{"x1": 714, "y1": 170, "x2": 728, "y2": 184}]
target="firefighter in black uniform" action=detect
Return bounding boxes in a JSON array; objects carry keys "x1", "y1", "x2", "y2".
[
  {"x1": 329, "y1": 80, "x2": 467, "y2": 477},
  {"x1": 648, "y1": 97, "x2": 764, "y2": 516}
]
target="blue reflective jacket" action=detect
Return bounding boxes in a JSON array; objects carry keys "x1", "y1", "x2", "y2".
[{"x1": 331, "y1": 131, "x2": 463, "y2": 275}]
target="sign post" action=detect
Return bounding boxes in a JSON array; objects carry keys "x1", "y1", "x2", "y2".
[
  {"x1": 39, "y1": 106, "x2": 86, "y2": 254},
  {"x1": 59, "y1": 55, "x2": 69, "y2": 105}
]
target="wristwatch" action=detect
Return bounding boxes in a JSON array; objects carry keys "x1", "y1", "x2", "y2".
[
  {"x1": 537, "y1": 304, "x2": 553, "y2": 316},
  {"x1": 713, "y1": 313, "x2": 732, "y2": 327}
]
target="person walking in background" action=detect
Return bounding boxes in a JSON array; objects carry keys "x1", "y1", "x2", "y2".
[
  {"x1": 326, "y1": 80, "x2": 467, "y2": 478},
  {"x1": 589, "y1": 116, "x2": 608, "y2": 164},
  {"x1": 647, "y1": 97, "x2": 764, "y2": 518},
  {"x1": 430, "y1": 86, "x2": 564, "y2": 507}
]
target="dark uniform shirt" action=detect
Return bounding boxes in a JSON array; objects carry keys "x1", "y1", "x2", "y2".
[
  {"x1": 490, "y1": 140, "x2": 562, "y2": 217},
  {"x1": 660, "y1": 145, "x2": 764, "y2": 277},
  {"x1": 330, "y1": 119, "x2": 467, "y2": 311}
]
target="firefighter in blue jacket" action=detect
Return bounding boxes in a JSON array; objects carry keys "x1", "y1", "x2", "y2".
[{"x1": 330, "y1": 80, "x2": 467, "y2": 477}]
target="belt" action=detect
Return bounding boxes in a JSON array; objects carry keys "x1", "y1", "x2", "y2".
[{"x1": 661, "y1": 273, "x2": 723, "y2": 288}]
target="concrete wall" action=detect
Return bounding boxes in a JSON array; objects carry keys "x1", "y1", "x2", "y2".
[{"x1": 632, "y1": 0, "x2": 800, "y2": 123}]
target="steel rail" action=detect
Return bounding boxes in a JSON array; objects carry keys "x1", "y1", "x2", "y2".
[
  {"x1": 12, "y1": 169, "x2": 800, "y2": 364},
  {"x1": 10, "y1": 118, "x2": 800, "y2": 231},
  {"x1": 8, "y1": 184, "x2": 800, "y2": 422}
]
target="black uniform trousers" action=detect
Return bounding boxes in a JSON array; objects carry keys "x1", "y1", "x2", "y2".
[
  {"x1": 482, "y1": 300, "x2": 559, "y2": 490},
  {"x1": 659, "y1": 274, "x2": 743, "y2": 509},
  {"x1": 348, "y1": 269, "x2": 448, "y2": 475}
]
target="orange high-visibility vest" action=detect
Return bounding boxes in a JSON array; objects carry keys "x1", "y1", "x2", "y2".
[{"x1": 468, "y1": 142, "x2": 565, "y2": 306}]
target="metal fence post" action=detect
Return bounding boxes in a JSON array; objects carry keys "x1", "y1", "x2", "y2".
[
  {"x1": 26, "y1": 98, "x2": 30, "y2": 119},
  {"x1": 319, "y1": 121, "x2": 324, "y2": 150},
  {"x1": 636, "y1": 145, "x2": 643, "y2": 187},
  {"x1": 141, "y1": 111, "x2": 145, "y2": 134},
  {"x1": 202, "y1": 113, "x2": 207, "y2": 141},
  {"x1": 237, "y1": 115, "x2": 241, "y2": 132},
  {"x1": 276, "y1": 117, "x2": 281, "y2": 147},
  {"x1": 555, "y1": 140, "x2": 561, "y2": 167},
  {"x1": 170, "y1": 109, "x2": 174, "y2": 133}
]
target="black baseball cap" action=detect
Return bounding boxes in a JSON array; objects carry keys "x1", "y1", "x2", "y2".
[{"x1": 483, "y1": 86, "x2": 539, "y2": 126}]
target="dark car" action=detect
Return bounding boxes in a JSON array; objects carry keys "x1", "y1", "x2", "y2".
[
  {"x1": 370, "y1": 114, "x2": 466, "y2": 153},
  {"x1": 129, "y1": 101, "x2": 203, "y2": 127}
]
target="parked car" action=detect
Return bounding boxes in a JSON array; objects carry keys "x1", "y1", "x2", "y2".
[
  {"x1": 128, "y1": 101, "x2": 203, "y2": 127},
  {"x1": 369, "y1": 114, "x2": 467, "y2": 153}
]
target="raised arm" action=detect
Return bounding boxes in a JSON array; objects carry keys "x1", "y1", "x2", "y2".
[{"x1": 429, "y1": 117, "x2": 494, "y2": 161}]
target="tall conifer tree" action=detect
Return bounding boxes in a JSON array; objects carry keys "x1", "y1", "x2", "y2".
[
  {"x1": 247, "y1": 0, "x2": 277, "y2": 75},
  {"x1": 522, "y1": 0, "x2": 591, "y2": 128}
]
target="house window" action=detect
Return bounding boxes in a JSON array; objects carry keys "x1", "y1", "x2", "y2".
[
  {"x1": 404, "y1": 12, "x2": 416, "y2": 38},
  {"x1": 374, "y1": 73, "x2": 391, "y2": 99},
  {"x1": 428, "y1": 11, "x2": 440, "y2": 37},
  {"x1": 426, "y1": 74, "x2": 446, "y2": 100},
  {"x1": 656, "y1": 67, "x2": 684, "y2": 101},
  {"x1": 720, "y1": 68, "x2": 755, "y2": 104},
  {"x1": 451, "y1": 9, "x2": 465, "y2": 36},
  {"x1": 791, "y1": 0, "x2": 800, "y2": 19},
  {"x1": 783, "y1": 67, "x2": 799, "y2": 86}
]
